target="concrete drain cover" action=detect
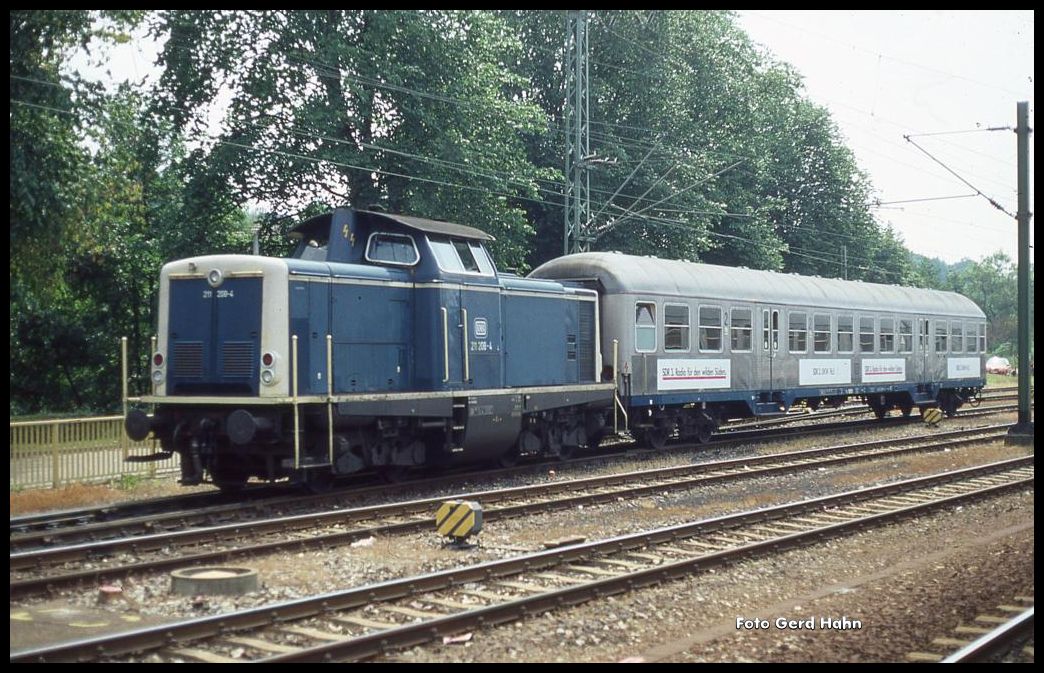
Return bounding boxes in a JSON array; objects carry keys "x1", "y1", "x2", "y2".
[{"x1": 170, "y1": 567, "x2": 259, "y2": 596}]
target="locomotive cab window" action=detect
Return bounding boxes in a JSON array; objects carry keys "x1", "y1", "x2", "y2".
[
  {"x1": 365, "y1": 232, "x2": 419, "y2": 266},
  {"x1": 428, "y1": 236, "x2": 495, "y2": 276},
  {"x1": 292, "y1": 235, "x2": 329, "y2": 261},
  {"x1": 664, "y1": 303, "x2": 690, "y2": 352},
  {"x1": 635, "y1": 302, "x2": 656, "y2": 353},
  {"x1": 698, "y1": 306, "x2": 723, "y2": 352},
  {"x1": 731, "y1": 308, "x2": 753, "y2": 353}
]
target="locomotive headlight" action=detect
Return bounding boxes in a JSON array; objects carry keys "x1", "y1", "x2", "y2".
[
  {"x1": 152, "y1": 369, "x2": 165, "y2": 385},
  {"x1": 207, "y1": 268, "x2": 224, "y2": 287},
  {"x1": 260, "y1": 351, "x2": 280, "y2": 386}
]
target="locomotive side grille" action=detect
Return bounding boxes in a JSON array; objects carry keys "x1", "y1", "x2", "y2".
[
  {"x1": 578, "y1": 301, "x2": 596, "y2": 382},
  {"x1": 172, "y1": 342, "x2": 204, "y2": 378},
  {"x1": 221, "y1": 341, "x2": 254, "y2": 378}
]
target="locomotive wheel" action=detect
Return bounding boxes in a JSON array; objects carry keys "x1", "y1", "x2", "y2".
[
  {"x1": 556, "y1": 444, "x2": 576, "y2": 460},
  {"x1": 695, "y1": 421, "x2": 713, "y2": 445},
  {"x1": 211, "y1": 467, "x2": 248, "y2": 493},
  {"x1": 304, "y1": 470, "x2": 335, "y2": 494},
  {"x1": 498, "y1": 447, "x2": 520, "y2": 469},
  {"x1": 899, "y1": 402, "x2": 913, "y2": 418},
  {"x1": 378, "y1": 466, "x2": 410, "y2": 483}
]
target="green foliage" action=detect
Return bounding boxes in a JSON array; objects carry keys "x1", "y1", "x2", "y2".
[
  {"x1": 114, "y1": 473, "x2": 145, "y2": 490},
  {"x1": 150, "y1": 10, "x2": 548, "y2": 271}
]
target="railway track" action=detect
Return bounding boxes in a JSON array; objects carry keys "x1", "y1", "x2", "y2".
[
  {"x1": 9, "y1": 423, "x2": 1018, "y2": 599},
  {"x1": 908, "y1": 602, "x2": 1034, "y2": 662},
  {"x1": 11, "y1": 455, "x2": 1033, "y2": 663},
  {"x1": 10, "y1": 401, "x2": 1022, "y2": 545}
]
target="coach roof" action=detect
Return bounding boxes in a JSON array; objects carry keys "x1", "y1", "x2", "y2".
[{"x1": 530, "y1": 252, "x2": 985, "y2": 319}]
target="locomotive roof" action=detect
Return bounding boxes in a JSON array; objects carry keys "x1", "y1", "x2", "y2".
[
  {"x1": 530, "y1": 252, "x2": 986, "y2": 319},
  {"x1": 289, "y1": 209, "x2": 494, "y2": 242}
]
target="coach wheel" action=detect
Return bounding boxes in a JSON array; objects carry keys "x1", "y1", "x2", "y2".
[
  {"x1": 868, "y1": 399, "x2": 888, "y2": 420},
  {"x1": 695, "y1": 420, "x2": 714, "y2": 445},
  {"x1": 640, "y1": 426, "x2": 669, "y2": 451}
]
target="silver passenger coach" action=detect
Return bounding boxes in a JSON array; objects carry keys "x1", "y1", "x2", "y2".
[{"x1": 531, "y1": 252, "x2": 987, "y2": 448}]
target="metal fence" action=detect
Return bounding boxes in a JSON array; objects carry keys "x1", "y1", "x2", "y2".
[{"x1": 10, "y1": 415, "x2": 179, "y2": 490}]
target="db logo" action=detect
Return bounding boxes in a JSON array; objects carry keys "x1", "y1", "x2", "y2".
[{"x1": 473, "y1": 318, "x2": 488, "y2": 339}]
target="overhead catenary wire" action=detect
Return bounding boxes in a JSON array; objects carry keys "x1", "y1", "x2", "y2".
[{"x1": 903, "y1": 135, "x2": 1018, "y2": 220}]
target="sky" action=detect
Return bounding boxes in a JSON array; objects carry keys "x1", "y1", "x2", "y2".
[
  {"x1": 69, "y1": 10, "x2": 1033, "y2": 265},
  {"x1": 734, "y1": 10, "x2": 1034, "y2": 264}
]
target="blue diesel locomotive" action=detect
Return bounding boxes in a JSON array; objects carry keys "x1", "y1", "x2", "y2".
[{"x1": 126, "y1": 208, "x2": 614, "y2": 490}]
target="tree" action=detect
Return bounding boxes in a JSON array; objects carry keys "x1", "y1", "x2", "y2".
[{"x1": 150, "y1": 10, "x2": 550, "y2": 271}]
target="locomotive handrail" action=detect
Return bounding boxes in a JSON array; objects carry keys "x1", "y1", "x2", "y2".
[
  {"x1": 462, "y1": 307, "x2": 470, "y2": 382},
  {"x1": 292, "y1": 334, "x2": 300, "y2": 470},
  {"x1": 326, "y1": 334, "x2": 334, "y2": 465},
  {"x1": 441, "y1": 307, "x2": 450, "y2": 383}
]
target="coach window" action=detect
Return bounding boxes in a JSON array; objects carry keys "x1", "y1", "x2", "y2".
[
  {"x1": 664, "y1": 304, "x2": 690, "y2": 352},
  {"x1": 934, "y1": 321, "x2": 948, "y2": 353},
  {"x1": 635, "y1": 302, "x2": 656, "y2": 353},
  {"x1": 365, "y1": 232, "x2": 419, "y2": 266},
  {"x1": 762, "y1": 310, "x2": 770, "y2": 351},
  {"x1": 950, "y1": 321, "x2": 964, "y2": 353},
  {"x1": 813, "y1": 314, "x2": 831, "y2": 353},
  {"x1": 965, "y1": 322, "x2": 978, "y2": 353},
  {"x1": 879, "y1": 317, "x2": 895, "y2": 353},
  {"x1": 732, "y1": 308, "x2": 753, "y2": 353},
  {"x1": 772, "y1": 310, "x2": 780, "y2": 352},
  {"x1": 898, "y1": 318, "x2": 914, "y2": 354},
  {"x1": 788, "y1": 312, "x2": 808, "y2": 353},
  {"x1": 698, "y1": 306, "x2": 723, "y2": 352},
  {"x1": 978, "y1": 323, "x2": 987, "y2": 353},
  {"x1": 859, "y1": 317, "x2": 875, "y2": 353},
  {"x1": 837, "y1": 315, "x2": 854, "y2": 353}
]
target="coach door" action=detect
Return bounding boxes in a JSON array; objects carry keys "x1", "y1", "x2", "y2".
[
  {"x1": 759, "y1": 307, "x2": 783, "y2": 395},
  {"x1": 917, "y1": 317, "x2": 931, "y2": 383}
]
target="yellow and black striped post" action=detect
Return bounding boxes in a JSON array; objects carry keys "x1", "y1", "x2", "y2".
[
  {"x1": 923, "y1": 407, "x2": 943, "y2": 426},
  {"x1": 435, "y1": 500, "x2": 483, "y2": 543}
]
